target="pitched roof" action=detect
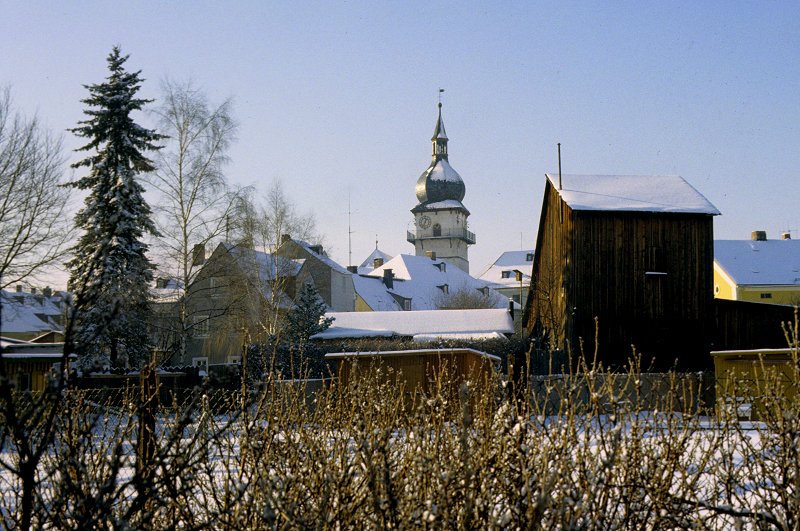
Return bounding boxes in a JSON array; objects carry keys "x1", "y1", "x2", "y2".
[
  {"x1": 545, "y1": 174, "x2": 720, "y2": 215},
  {"x1": 312, "y1": 308, "x2": 514, "y2": 340},
  {"x1": 715, "y1": 239, "x2": 800, "y2": 286},
  {"x1": 290, "y1": 239, "x2": 351, "y2": 275},
  {"x1": 354, "y1": 254, "x2": 505, "y2": 311},
  {"x1": 358, "y1": 248, "x2": 394, "y2": 272},
  {"x1": 0, "y1": 290, "x2": 64, "y2": 335},
  {"x1": 478, "y1": 250, "x2": 534, "y2": 286}
]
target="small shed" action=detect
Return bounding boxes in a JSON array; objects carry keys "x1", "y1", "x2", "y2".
[
  {"x1": 325, "y1": 348, "x2": 500, "y2": 403},
  {"x1": 0, "y1": 340, "x2": 73, "y2": 392},
  {"x1": 711, "y1": 348, "x2": 799, "y2": 420}
]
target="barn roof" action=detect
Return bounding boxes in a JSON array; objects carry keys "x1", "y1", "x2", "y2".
[
  {"x1": 545, "y1": 174, "x2": 720, "y2": 215},
  {"x1": 714, "y1": 239, "x2": 800, "y2": 286}
]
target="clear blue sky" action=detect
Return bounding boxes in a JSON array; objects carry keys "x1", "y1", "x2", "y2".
[{"x1": 4, "y1": 1, "x2": 800, "y2": 286}]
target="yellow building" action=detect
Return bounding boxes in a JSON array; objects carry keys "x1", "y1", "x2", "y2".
[{"x1": 714, "y1": 232, "x2": 800, "y2": 305}]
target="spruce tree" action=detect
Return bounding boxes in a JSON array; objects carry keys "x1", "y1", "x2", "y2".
[
  {"x1": 67, "y1": 47, "x2": 164, "y2": 371},
  {"x1": 285, "y1": 283, "x2": 334, "y2": 343}
]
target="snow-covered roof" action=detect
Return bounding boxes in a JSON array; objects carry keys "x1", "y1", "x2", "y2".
[
  {"x1": 358, "y1": 248, "x2": 394, "y2": 272},
  {"x1": 714, "y1": 239, "x2": 800, "y2": 286},
  {"x1": 545, "y1": 174, "x2": 720, "y2": 215},
  {"x1": 312, "y1": 308, "x2": 514, "y2": 340},
  {"x1": 353, "y1": 254, "x2": 505, "y2": 311},
  {"x1": 291, "y1": 239, "x2": 351, "y2": 275},
  {"x1": 478, "y1": 250, "x2": 535, "y2": 286},
  {"x1": 325, "y1": 348, "x2": 501, "y2": 362},
  {"x1": 0, "y1": 340, "x2": 72, "y2": 360},
  {"x1": 0, "y1": 290, "x2": 64, "y2": 335}
]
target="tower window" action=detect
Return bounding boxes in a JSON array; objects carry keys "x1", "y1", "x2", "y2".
[{"x1": 432, "y1": 223, "x2": 442, "y2": 237}]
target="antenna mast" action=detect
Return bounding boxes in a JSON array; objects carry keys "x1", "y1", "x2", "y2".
[
  {"x1": 347, "y1": 190, "x2": 353, "y2": 266},
  {"x1": 557, "y1": 142, "x2": 562, "y2": 190},
  {"x1": 347, "y1": 192, "x2": 353, "y2": 267}
]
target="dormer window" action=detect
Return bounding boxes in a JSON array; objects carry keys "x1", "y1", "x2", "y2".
[
  {"x1": 403, "y1": 299, "x2": 412, "y2": 311},
  {"x1": 438, "y1": 284, "x2": 449, "y2": 294},
  {"x1": 434, "y1": 262, "x2": 446, "y2": 272},
  {"x1": 501, "y1": 270, "x2": 512, "y2": 279},
  {"x1": 526, "y1": 253, "x2": 534, "y2": 262}
]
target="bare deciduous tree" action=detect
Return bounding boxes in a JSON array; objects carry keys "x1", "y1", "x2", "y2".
[
  {"x1": 435, "y1": 285, "x2": 503, "y2": 310},
  {"x1": 0, "y1": 88, "x2": 70, "y2": 289},
  {"x1": 229, "y1": 180, "x2": 320, "y2": 337},
  {"x1": 147, "y1": 80, "x2": 240, "y2": 362}
]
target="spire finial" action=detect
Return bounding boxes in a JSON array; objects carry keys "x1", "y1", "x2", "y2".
[{"x1": 431, "y1": 90, "x2": 448, "y2": 159}]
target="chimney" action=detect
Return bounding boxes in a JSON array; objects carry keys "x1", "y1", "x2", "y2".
[
  {"x1": 156, "y1": 278, "x2": 166, "y2": 289},
  {"x1": 383, "y1": 268, "x2": 394, "y2": 289},
  {"x1": 192, "y1": 243, "x2": 206, "y2": 266},
  {"x1": 30, "y1": 287, "x2": 36, "y2": 295},
  {"x1": 43, "y1": 287, "x2": 52, "y2": 298},
  {"x1": 347, "y1": 265, "x2": 358, "y2": 273},
  {"x1": 309, "y1": 244, "x2": 324, "y2": 255},
  {"x1": 373, "y1": 257, "x2": 384, "y2": 269},
  {"x1": 781, "y1": 232, "x2": 792, "y2": 240},
  {"x1": 16, "y1": 285, "x2": 22, "y2": 293},
  {"x1": 281, "y1": 234, "x2": 292, "y2": 243},
  {"x1": 751, "y1": 230, "x2": 767, "y2": 241},
  {"x1": 508, "y1": 297, "x2": 515, "y2": 320},
  {"x1": 425, "y1": 251, "x2": 437, "y2": 260}
]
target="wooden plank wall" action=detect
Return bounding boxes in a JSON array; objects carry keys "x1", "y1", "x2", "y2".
[{"x1": 713, "y1": 299, "x2": 797, "y2": 351}]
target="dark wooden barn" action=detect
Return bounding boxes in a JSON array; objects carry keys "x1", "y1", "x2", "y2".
[{"x1": 523, "y1": 174, "x2": 720, "y2": 369}]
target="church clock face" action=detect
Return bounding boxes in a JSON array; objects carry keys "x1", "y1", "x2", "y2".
[{"x1": 418, "y1": 215, "x2": 432, "y2": 229}]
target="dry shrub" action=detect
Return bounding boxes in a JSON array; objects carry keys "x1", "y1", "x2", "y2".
[{"x1": 1, "y1": 335, "x2": 799, "y2": 529}]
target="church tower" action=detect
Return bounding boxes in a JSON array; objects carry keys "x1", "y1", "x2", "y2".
[{"x1": 406, "y1": 103, "x2": 475, "y2": 273}]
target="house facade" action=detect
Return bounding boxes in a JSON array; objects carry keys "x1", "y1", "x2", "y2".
[
  {"x1": 714, "y1": 232, "x2": 800, "y2": 305},
  {"x1": 524, "y1": 174, "x2": 720, "y2": 369}
]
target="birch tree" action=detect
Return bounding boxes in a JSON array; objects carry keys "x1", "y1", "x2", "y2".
[{"x1": 148, "y1": 80, "x2": 240, "y2": 362}]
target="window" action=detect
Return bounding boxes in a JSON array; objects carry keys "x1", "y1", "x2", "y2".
[
  {"x1": 526, "y1": 253, "x2": 534, "y2": 262},
  {"x1": 714, "y1": 285, "x2": 721, "y2": 295},
  {"x1": 227, "y1": 355, "x2": 241, "y2": 365},
  {"x1": 209, "y1": 277, "x2": 221, "y2": 298},
  {"x1": 760, "y1": 293, "x2": 773, "y2": 299},
  {"x1": 435, "y1": 262, "x2": 446, "y2": 272},
  {"x1": 192, "y1": 357, "x2": 209, "y2": 372},
  {"x1": 438, "y1": 284, "x2": 449, "y2": 294},
  {"x1": 432, "y1": 223, "x2": 442, "y2": 237},
  {"x1": 193, "y1": 315, "x2": 210, "y2": 337},
  {"x1": 501, "y1": 271, "x2": 512, "y2": 279}
]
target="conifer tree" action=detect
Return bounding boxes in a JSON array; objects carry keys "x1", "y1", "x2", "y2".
[
  {"x1": 285, "y1": 282, "x2": 333, "y2": 343},
  {"x1": 66, "y1": 47, "x2": 164, "y2": 370}
]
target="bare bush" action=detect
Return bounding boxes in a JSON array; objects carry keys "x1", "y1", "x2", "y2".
[{"x1": 1, "y1": 327, "x2": 800, "y2": 528}]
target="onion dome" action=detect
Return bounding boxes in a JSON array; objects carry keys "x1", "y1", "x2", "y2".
[{"x1": 415, "y1": 103, "x2": 466, "y2": 204}]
